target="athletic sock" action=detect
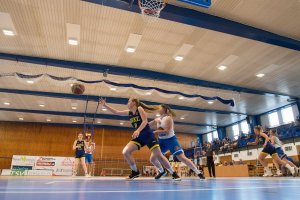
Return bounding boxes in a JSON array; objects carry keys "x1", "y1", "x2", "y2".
[
  {"x1": 194, "y1": 169, "x2": 201, "y2": 175},
  {"x1": 153, "y1": 160, "x2": 164, "y2": 173},
  {"x1": 166, "y1": 168, "x2": 174, "y2": 174},
  {"x1": 264, "y1": 167, "x2": 271, "y2": 173},
  {"x1": 285, "y1": 164, "x2": 294, "y2": 173},
  {"x1": 130, "y1": 164, "x2": 138, "y2": 172}
]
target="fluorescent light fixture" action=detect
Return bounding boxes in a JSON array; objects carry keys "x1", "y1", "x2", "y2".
[
  {"x1": 145, "y1": 92, "x2": 152, "y2": 95},
  {"x1": 256, "y1": 73, "x2": 265, "y2": 78},
  {"x1": 3, "y1": 102, "x2": 10, "y2": 105},
  {"x1": 66, "y1": 23, "x2": 80, "y2": 46},
  {"x1": 68, "y1": 38, "x2": 78, "y2": 45},
  {"x1": 19, "y1": 117, "x2": 24, "y2": 121},
  {"x1": 71, "y1": 106, "x2": 77, "y2": 110},
  {"x1": 110, "y1": 88, "x2": 117, "y2": 91},
  {"x1": 39, "y1": 104, "x2": 45, "y2": 107},
  {"x1": 102, "y1": 108, "x2": 107, "y2": 111},
  {"x1": 2, "y1": 29, "x2": 14, "y2": 36},
  {"x1": 46, "y1": 119, "x2": 51, "y2": 122},
  {"x1": 120, "y1": 122, "x2": 124, "y2": 125},
  {"x1": 180, "y1": 117, "x2": 185, "y2": 120},
  {"x1": 173, "y1": 44, "x2": 193, "y2": 61},
  {"x1": 26, "y1": 80, "x2": 34, "y2": 84},
  {"x1": 0, "y1": 12, "x2": 18, "y2": 36},
  {"x1": 156, "y1": 114, "x2": 160, "y2": 117},
  {"x1": 72, "y1": 120, "x2": 77, "y2": 123},
  {"x1": 174, "y1": 55, "x2": 184, "y2": 61},
  {"x1": 178, "y1": 96, "x2": 185, "y2": 100},
  {"x1": 124, "y1": 33, "x2": 142, "y2": 53},
  {"x1": 126, "y1": 47, "x2": 135, "y2": 53},
  {"x1": 218, "y1": 65, "x2": 227, "y2": 71},
  {"x1": 97, "y1": 121, "x2": 102, "y2": 124},
  {"x1": 208, "y1": 101, "x2": 214, "y2": 104}
]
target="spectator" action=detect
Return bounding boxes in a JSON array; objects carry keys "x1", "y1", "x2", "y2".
[
  {"x1": 239, "y1": 159, "x2": 244, "y2": 165},
  {"x1": 203, "y1": 143, "x2": 216, "y2": 178}
]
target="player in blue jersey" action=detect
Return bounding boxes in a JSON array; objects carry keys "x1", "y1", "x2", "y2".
[
  {"x1": 247, "y1": 126, "x2": 295, "y2": 177},
  {"x1": 72, "y1": 132, "x2": 90, "y2": 177}
]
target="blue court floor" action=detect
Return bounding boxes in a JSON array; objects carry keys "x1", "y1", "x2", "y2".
[{"x1": 0, "y1": 176, "x2": 299, "y2": 200}]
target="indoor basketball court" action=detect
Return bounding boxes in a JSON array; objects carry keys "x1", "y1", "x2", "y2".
[{"x1": 0, "y1": 0, "x2": 299, "y2": 200}]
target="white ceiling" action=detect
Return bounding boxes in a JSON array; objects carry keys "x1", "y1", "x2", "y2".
[{"x1": 0, "y1": 0, "x2": 299, "y2": 134}]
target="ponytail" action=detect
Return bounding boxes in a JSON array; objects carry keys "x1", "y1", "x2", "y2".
[
  {"x1": 131, "y1": 98, "x2": 159, "y2": 112},
  {"x1": 161, "y1": 104, "x2": 176, "y2": 117}
]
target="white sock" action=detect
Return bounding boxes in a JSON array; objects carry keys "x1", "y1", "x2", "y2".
[
  {"x1": 153, "y1": 160, "x2": 164, "y2": 173},
  {"x1": 264, "y1": 167, "x2": 271, "y2": 173},
  {"x1": 158, "y1": 167, "x2": 164, "y2": 173},
  {"x1": 194, "y1": 169, "x2": 201, "y2": 175},
  {"x1": 130, "y1": 164, "x2": 138, "y2": 172},
  {"x1": 166, "y1": 168, "x2": 174, "y2": 174},
  {"x1": 285, "y1": 164, "x2": 294, "y2": 173}
]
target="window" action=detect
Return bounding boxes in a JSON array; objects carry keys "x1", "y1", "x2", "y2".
[
  {"x1": 213, "y1": 131, "x2": 218, "y2": 139},
  {"x1": 240, "y1": 121, "x2": 249, "y2": 134},
  {"x1": 207, "y1": 133, "x2": 213, "y2": 143},
  {"x1": 281, "y1": 106, "x2": 295, "y2": 124},
  {"x1": 268, "y1": 112, "x2": 279, "y2": 127},
  {"x1": 233, "y1": 124, "x2": 240, "y2": 139}
]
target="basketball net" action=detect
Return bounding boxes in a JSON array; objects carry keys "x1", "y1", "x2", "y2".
[{"x1": 138, "y1": 0, "x2": 167, "y2": 23}]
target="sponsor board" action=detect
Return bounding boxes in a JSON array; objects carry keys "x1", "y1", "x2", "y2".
[
  {"x1": 35, "y1": 156, "x2": 56, "y2": 169},
  {"x1": 53, "y1": 168, "x2": 73, "y2": 176},
  {"x1": 27, "y1": 170, "x2": 52, "y2": 176},
  {"x1": 12, "y1": 155, "x2": 35, "y2": 167},
  {"x1": 12, "y1": 166, "x2": 33, "y2": 170},
  {"x1": 1, "y1": 169, "x2": 52, "y2": 176},
  {"x1": 1, "y1": 169, "x2": 12, "y2": 176},
  {"x1": 10, "y1": 169, "x2": 28, "y2": 176},
  {"x1": 11, "y1": 155, "x2": 75, "y2": 176}
]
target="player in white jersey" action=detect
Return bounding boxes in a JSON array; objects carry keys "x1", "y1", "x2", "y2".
[
  {"x1": 269, "y1": 129, "x2": 298, "y2": 176},
  {"x1": 149, "y1": 104, "x2": 205, "y2": 180}
]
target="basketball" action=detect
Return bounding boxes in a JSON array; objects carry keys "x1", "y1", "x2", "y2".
[{"x1": 71, "y1": 83, "x2": 85, "y2": 95}]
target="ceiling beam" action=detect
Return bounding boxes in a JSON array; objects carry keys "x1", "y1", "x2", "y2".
[
  {"x1": 83, "y1": 0, "x2": 300, "y2": 51},
  {"x1": 0, "y1": 88, "x2": 246, "y2": 115},
  {"x1": 0, "y1": 107, "x2": 214, "y2": 127},
  {"x1": 0, "y1": 52, "x2": 297, "y2": 100}
]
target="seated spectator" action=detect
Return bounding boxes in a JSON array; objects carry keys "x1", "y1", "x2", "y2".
[{"x1": 239, "y1": 159, "x2": 244, "y2": 165}]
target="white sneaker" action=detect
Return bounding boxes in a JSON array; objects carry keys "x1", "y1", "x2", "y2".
[
  {"x1": 85, "y1": 174, "x2": 91, "y2": 178},
  {"x1": 263, "y1": 171, "x2": 273, "y2": 177},
  {"x1": 290, "y1": 167, "x2": 296, "y2": 177},
  {"x1": 273, "y1": 170, "x2": 282, "y2": 177}
]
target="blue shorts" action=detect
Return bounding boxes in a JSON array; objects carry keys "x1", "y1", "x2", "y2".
[
  {"x1": 158, "y1": 136, "x2": 183, "y2": 156},
  {"x1": 275, "y1": 147, "x2": 287, "y2": 159},
  {"x1": 85, "y1": 153, "x2": 93, "y2": 163}
]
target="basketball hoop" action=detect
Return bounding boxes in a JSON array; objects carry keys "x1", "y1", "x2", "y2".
[{"x1": 138, "y1": 0, "x2": 167, "y2": 22}]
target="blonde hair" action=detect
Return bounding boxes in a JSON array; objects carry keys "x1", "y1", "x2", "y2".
[
  {"x1": 161, "y1": 104, "x2": 176, "y2": 117},
  {"x1": 254, "y1": 125, "x2": 263, "y2": 132},
  {"x1": 131, "y1": 98, "x2": 159, "y2": 112}
]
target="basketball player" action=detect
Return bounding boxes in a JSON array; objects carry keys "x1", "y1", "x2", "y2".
[
  {"x1": 72, "y1": 132, "x2": 90, "y2": 177},
  {"x1": 85, "y1": 134, "x2": 95, "y2": 176},
  {"x1": 99, "y1": 98, "x2": 181, "y2": 180},
  {"x1": 269, "y1": 129, "x2": 298, "y2": 176},
  {"x1": 149, "y1": 104, "x2": 205, "y2": 179},
  {"x1": 247, "y1": 126, "x2": 295, "y2": 177}
]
